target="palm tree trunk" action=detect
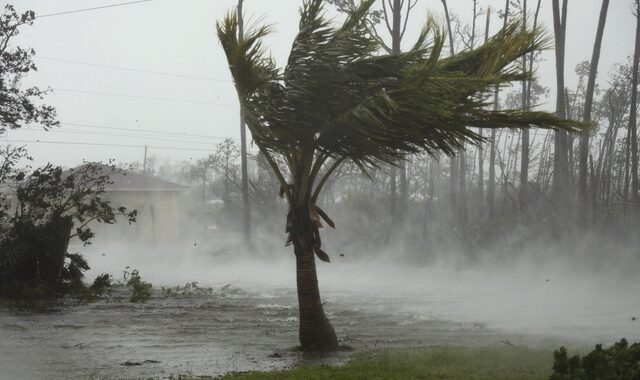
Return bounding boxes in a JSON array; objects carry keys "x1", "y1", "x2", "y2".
[
  {"x1": 291, "y1": 205, "x2": 338, "y2": 350},
  {"x1": 295, "y1": 249, "x2": 337, "y2": 350}
]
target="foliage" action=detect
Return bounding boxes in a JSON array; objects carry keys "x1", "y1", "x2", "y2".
[
  {"x1": 219, "y1": 0, "x2": 575, "y2": 170},
  {"x1": 88, "y1": 273, "x2": 113, "y2": 297},
  {"x1": 187, "y1": 138, "x2": 279, "y2": 218},
  {"x1": 122, "y1": 268, "x2": 152, "y2": 303},
  {"x1": 161, "y1": 282, "x2": 213, "y2": 298},
  {"x1": 0, "y1": 5, "x2": 58, "y2": 133},
  {"x1": 551, "y1": 339, "x2": 640, "y2": 380},
  {"x1": 219, "y1": 346, "x2": 553, "y2": 380},
  {"x1": 217, "y1": 0, "x2": 578, "y2": 263},
  {"x1": 0, "y1": 150, "x2": 137, "y2": 302}
]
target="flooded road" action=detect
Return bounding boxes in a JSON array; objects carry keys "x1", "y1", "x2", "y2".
[
  {"x1": 0, "y1": 286, "x2": 510, "y2": 379},
  {"x1": 1, "y1": 252, "x2": 639, "y2": 379}
]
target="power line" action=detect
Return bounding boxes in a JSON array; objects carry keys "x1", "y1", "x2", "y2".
[
  {"x1": 52, "y1": 88, "x2": 239, "y2": 107},
  {"x1": 39, "y1": 56, "x2": 231, "y2": 82},
  {"x1": 60, "y1": 122, "x2": 238, "y2": 140},
  {"x1": 17, "y1": 128, "x2": 223, "y2": 146},
  {"x1": 2, "y1": 139, "x2": 217, "y2": 152},
  {"x1": 37, "y1": 0, "x2": 153, "y2": 18}
]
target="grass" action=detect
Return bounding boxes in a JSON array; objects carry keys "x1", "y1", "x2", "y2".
[{"x1": 218, "y1": 346, "x2": 555, "y2": 380}]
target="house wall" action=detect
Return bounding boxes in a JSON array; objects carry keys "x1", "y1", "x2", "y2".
[{"x1": 93, "y1": 190, "x2": 187, "y2": 245}]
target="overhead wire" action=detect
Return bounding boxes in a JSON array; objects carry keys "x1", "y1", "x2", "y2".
[
  {"x1": 2, "y1": 139, "x2": 217, "y2": 153},
  {"x1": 37, "y1": 0, "x2": 154, "y2": 18},
  {"x1": 59, "y1": 122, "x2": 238, "y2": 141},
  {"x1": 52, "y1": 88, "x2": 238, "y2": 107},
  {"x1": 25, "y1": 0, "x2": 242, "y2": 156},
  {"x1": 38, "y1": 56, "x2": 231, "y2": 82},
  {"x1": 15, "y1": 128, "x2": 229, "y2": 146}
]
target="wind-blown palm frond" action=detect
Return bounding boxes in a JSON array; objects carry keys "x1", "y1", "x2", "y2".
[{"x1": 217, "y1": 0, "x2": 580, "y2": 201}]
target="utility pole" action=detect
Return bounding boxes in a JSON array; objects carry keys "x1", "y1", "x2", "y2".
[
  {"x1": 478, "y1": 5, "x2": 490, "y2": 209},
  {"x1": 238, "y1": 0, "x2": 251, "y2": 241},
  {"x1": 202, "y1": 169, "x2": 206, "y2": 205},
  {"x1": 143, "y1": 145, "x2": 148, "y2": 176}
]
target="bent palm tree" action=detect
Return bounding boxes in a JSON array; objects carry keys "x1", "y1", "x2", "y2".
[{"x1": 217, "y1": 0, "x2": 577, "y2": 350}]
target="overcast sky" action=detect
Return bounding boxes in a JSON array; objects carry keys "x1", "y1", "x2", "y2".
[{"x1": 2, "y1": 0, "x2": 637, "y2": 169}]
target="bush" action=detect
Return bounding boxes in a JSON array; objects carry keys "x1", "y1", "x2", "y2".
[
  {"x1": 161, "y1": 282, "x2": 213, "y2": 297},
  {"x1": 0, "y1": 148, "x2": 136, "y2": 303},
  {"x1": 123, "y1": 268, "x2": 152, "y2": 303},
  {"x1": 551, "y1": 338, "x2": 640, "y2": 380}
]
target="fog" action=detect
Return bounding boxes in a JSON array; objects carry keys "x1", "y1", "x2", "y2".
[
  {"x1": 2, "y1": 0, "x2": 640, "y2": 378},
  {"x1": 81, "y1": 221, "x2": 640, "y2": 344}
]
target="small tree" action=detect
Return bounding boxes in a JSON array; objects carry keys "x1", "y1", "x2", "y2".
[
  {"x1": 217, "y1": 0, "x2": 578, "y2": 350},
  {"x1": 0, "y1": 5, "x2": 57, "y2": 133},
  {"x1": 0, "y1": 154, "x2": 137, "y2": 301}
]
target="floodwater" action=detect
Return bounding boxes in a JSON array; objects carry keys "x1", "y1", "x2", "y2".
[{"x1": 1, "y1": 249, "x2": 639, "y2": 379}]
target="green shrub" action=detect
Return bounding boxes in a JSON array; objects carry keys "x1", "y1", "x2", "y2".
[
  {"x1": 124, "y1": 269, "x2": 152, "y2": 303},
  {"x1": 551, "y1": 338, "x2": 640, "y2": 380},
  {"x1": 0, "y1": 149, "x2": 135, "y2": 303}
]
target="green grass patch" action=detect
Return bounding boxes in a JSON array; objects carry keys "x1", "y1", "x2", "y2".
[{"x1": 220, "y1": 346, "x2": 554, "y2": 380}]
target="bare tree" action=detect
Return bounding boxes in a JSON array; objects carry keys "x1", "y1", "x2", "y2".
[
  {"x1": 630, "y1": 0, "x2": 640, "y2": 209},
  {"x1": 381, "y1": 0, "x2": 418, "y2": 217},
  {"x1": 578, "y1": 0, "x2": 610, "y2": 224},
  {"x1": 552, "y1": 0, "x2": 569, "y2": 207},
  {"x1": 488, "y1": 0, "x2": 510, "y2": 217},
  {"x1": 519, "y1": 0, "x2": 529, "y2": 211}
]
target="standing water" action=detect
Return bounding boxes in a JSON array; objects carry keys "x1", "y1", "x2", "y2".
[{"x1": 1, "y1": 247, "x2": 639, "y2": 379}]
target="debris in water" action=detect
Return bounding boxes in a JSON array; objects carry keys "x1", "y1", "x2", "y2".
[
  {"x1": 61, "y1": 343, "x2": 90, "y2": 350},
  {"x1": 121, "y1": 359, "x2": 161, "y2": 366}
]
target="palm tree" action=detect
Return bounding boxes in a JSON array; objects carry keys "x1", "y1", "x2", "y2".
[{"x1": 217, "y1": 0, "x2": 578, "y2": 350}]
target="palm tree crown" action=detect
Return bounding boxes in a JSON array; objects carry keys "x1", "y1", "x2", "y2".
[{"x1": 217, "y1": 0, "x2": 576, "y2": 213}]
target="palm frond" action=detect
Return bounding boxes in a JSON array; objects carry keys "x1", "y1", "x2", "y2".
[{"x1": 218, "y1": 0, "x2": 584, "y2": 187}]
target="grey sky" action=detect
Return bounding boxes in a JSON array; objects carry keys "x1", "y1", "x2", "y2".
[{"x1": 2, "y1": 0, "x2": 636, "y2": 168}]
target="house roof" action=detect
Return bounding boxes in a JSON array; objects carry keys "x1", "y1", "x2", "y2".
[{"x1": 70, "y1": 163, "x2": 189, "y2": 192}]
